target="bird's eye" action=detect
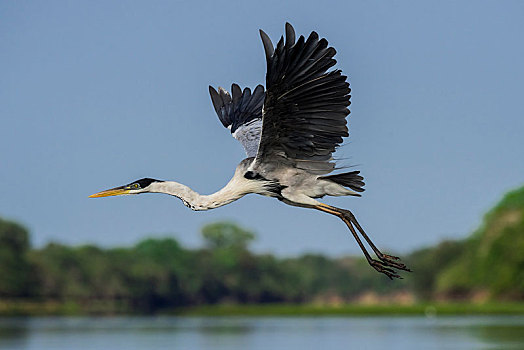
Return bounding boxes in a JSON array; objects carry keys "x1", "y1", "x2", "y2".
[{"x1": 133, "y1": 183, "x2": 140, "y2": 189}]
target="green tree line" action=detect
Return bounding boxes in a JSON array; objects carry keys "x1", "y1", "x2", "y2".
[
  {"x1": 0, "y1": 220, "x2": 404, "y2": 312},
  {"x1": 1, "y1": 185, "x2": 523, "y2": 312}
]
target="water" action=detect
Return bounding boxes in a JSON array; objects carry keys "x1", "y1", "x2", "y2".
[{"x1": 0, "y1": 316, "x2": 523, "y2": 350}]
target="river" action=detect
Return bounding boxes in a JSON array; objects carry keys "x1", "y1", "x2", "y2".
[{"x1": 1, "y1": 315, "x2": 523, "y2": 349}]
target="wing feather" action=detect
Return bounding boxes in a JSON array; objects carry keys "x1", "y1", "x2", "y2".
[
  {"x1": 253, "y1": 23, "x2": 351, "y2": 175},
  {"x1": 209, "y1": 84, "x2": 265, "y2": 157}
]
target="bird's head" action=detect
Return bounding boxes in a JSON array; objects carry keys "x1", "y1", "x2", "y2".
[{"x1": 89, "y1": 178, "x2": 163, "y2": 198}]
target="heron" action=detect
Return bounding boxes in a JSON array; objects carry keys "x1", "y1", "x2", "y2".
[{"x1": 90, "y1": 23, "x2": 410, "y2": 279}]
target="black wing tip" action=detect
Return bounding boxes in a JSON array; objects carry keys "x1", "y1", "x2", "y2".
[
  {"x1": 285, "y1": 22, "x2": 295, "y2": 47},
  {"x1": 210, "y1": 81, "x2": 264, "y2": 132},
  {"x1": 209, "y1": 85, "x2": 224, "y2": 116},
  {"x1": 231, "y1": 83, "x2": 242, "y2": 102},
  {"x1": 254, "y1": 84, "x2": 265, "y2": 93},
  {"x1": 308, "y1": 30, "x2": 319, "y2": 41},
  {"x1": 259, "y1": 29, "x2": 274, "y2": 60}
]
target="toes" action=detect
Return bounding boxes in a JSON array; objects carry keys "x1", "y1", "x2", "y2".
[
  {"x1": 388, "y1": 261, "x2": 410, "y2": 271},
  {"x1": 369, "y1": 260, "x2": 402, "y2": 279},
  {"x1": 377, "y1": 254, "x2": 411, "y2": 272},
  {"x1": 382, "y1": 254, "x2": 400, "y2": 261}
]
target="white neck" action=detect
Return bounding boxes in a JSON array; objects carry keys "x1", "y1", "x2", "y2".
[{"x1": 148, "y1": 176, "x2": 262, "y2": 211}]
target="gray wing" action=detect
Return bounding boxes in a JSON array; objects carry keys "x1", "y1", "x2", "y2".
[
  {"x1": 252, "y1": 23, "x2": 351, "y2": 175},
  {"x1": 209, "y1": 84, "x2": 265, "y2": 157}
]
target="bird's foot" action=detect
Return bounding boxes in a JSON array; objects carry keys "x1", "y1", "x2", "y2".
[
  {"x1": 368, "y1": 259, "x2": 402, "y2": 280},
  {"x1": 376, "y1": 253, "x2": 411, "y2": 272},
  {"x1": 381, "y1": 253, "x2": 400, "y2": 261}
]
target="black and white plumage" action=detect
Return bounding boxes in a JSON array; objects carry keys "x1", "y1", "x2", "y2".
[
  {"x1": 90, "y1": 23, "x2": 410, "y2": 279},
  {"x1": 209, "y1": 84, "x2": 265, "y2": 157}
]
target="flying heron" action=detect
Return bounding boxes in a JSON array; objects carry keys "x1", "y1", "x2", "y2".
[{"x1": 90, "y1": 23, "x2": 410, "y2": 279}]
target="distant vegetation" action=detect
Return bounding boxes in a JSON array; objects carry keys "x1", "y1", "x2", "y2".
[
  {"x1": 408, "y1": 185, "x2": 524, "y2": 301},
  {"x1": 0, "y1": 185, "x2": 523, "y2": 314}
]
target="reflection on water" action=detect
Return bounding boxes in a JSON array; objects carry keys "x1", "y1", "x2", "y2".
[
  {"x1": 0, "y1": 316, "x2": 523, "y2": 350},
  {"x1": 471, "y1": 324, "x2": 524, "y2": 350}
]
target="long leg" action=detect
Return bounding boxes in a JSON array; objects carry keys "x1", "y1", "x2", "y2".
[
  {"x1": 315, "y1": 203, "x2": 410, "y2": 279},
  {"x1": 337, "y1": 208, "x2": 410, "y2": 272}
]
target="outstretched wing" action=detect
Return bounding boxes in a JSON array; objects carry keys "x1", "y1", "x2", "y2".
[
  {"x1": 252, "y1": 23, "x2": 351, "y2": 175},
  {"x1": 209, "y1": 84, "x2": 265, "y2": 157}
]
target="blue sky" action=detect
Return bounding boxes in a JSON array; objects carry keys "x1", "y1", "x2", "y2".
[{"x1": 1, "y1": 1, "x2": 523, "y2": 256}]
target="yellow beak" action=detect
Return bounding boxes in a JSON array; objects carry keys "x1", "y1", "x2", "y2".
[{"x1": 89, "y1": 186, "x2": 130, "y2": 198}]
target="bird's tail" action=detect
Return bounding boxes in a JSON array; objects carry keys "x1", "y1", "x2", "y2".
[{"x1": 319, "y1": 171, "x2": 365, "y2": 193}]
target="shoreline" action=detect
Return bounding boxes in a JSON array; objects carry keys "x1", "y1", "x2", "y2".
[{"x1": 1, "y1": 301, "x2": 524, "y2": 317}]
